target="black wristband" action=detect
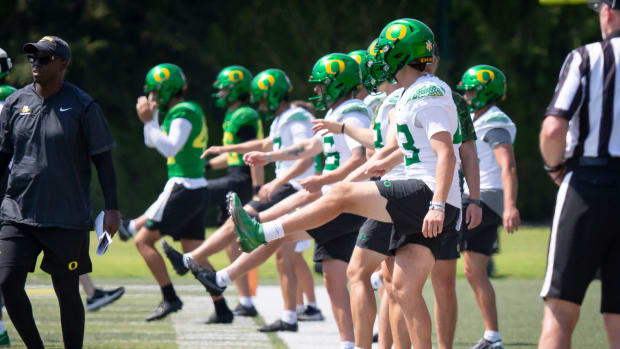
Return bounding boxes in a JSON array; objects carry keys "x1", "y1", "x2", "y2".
[
  {"x1": 468, "y1": 199, "x2": 482, "y2": 207},
  {"x1": 205, "y1": 161, "x2": 213, "y2": 172},
  {"x1": 253, "y1": 185, "x2": 262, "y2": 195},
  {"x1": 543, "y1": 162, "x2": 565, "y2": 173},
  {"x1": 341, "y1": 122, "x2": 346, "y2": 134}
]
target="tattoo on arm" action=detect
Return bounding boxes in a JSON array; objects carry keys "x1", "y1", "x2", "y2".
[{"x1": 285, "y1": 144, "x2": 305, "y2": 156}]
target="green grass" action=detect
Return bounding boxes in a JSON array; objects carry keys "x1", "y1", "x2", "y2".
[{"x1": 7, "y1": 225, "x2": 610, "y2": 348}]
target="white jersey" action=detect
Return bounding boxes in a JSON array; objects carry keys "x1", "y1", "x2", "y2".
[
  {"x1": 467, "y1": 106, "x2": 516, "y2": 191},
  {"x1": 374, "y1": 87, "x2": 407, "y2": 180},
  {"x1": 321, "y1": 99, "x2": 371, "y2": 194},
  {"x1": 363, "y1": 92, "x2": 386, "y2": 115},
  {"x1": 269, "y1": 107, "x2": 316, "y2": 190},
  {"x1": 393, "y1": 74, "x2": 462, "y2": 208}
]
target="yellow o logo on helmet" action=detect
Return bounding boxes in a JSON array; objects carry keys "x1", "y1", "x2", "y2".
[
  {"x1": 258, "y1": 75, "x2": 275, "y2": 90},
  {"x1": 228, "y1": 70, "x2": 244, "y2": 82},
  {"x1": 68, "y1": 261, "x2": 78, "y2": 271},
  {"x1": 325, "y1": 59, "x2": 345, "y2": 75},
  {"x1": 154, "y1": 67, "x2": 171, "y2": 83},
  {"x1": 476, "y1": 69, "x2": 495, "y2": 83},
  {"x1": 368, "y1": 40, "x2": 383, "y2": 56},
  {"x1": 386, "y1": 24, "x2": 407, "y2": 41}
]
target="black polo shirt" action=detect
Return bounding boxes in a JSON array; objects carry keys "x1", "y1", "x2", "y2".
[{"x1": 0, "y1": 82, "x2": 116, "y2": 230}]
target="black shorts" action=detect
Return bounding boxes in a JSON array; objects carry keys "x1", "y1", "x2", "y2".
[
  {"x1": 313, "y1": 232, "x2": 358, "y2": 263},
  {"x1": 540, "y1": 167, "x2": 620, "y2": 314},
  {"x1": 0, "y1": 223, "x2": 91, "y2": 275},
  {"x1": 209, "y1": 166, "x2": 253, "y2": 225},
  {"x1": 146, "y1": 183, "x2": 209, "y2": 241},
  {"x1": 247, "y1": 183, "x2": 297, "y2": 213},
  {"x1": 460, "y1": 202, "x2": 501, "y2": 256},
  {"x1": 356, "y1": 219, "x2": 391, "y2": 256},
  {"x1": 437, "y1": 228, "x2": 461, "y2": 260},
  {"x1": 376, "y1": 179, "x2": 459, "y2": 259},
  {"x1": 308, "y1": 213, "x2": 365, "y2": 263}
]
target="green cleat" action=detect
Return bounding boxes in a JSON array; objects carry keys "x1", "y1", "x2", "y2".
[
  {"x1": 227, "y1": 192, "x2": 266, "y2": 252},
  {"x1": 0, "y1": 329, "x2": 10, "y2": 347}
]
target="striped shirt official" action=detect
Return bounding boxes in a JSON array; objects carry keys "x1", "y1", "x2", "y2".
[{"x1": 546, "y1": 30, "x2": 620, "y2": 159}]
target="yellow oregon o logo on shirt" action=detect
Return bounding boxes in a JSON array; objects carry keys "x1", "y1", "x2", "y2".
[
  {"x1": 154, "y1": 67, "x2": 171, "y2": 83},
  {"x1": 476, "y1": 70, "x2": 495, "y2": 84},
  {"x1": 258, "y1": 75, "x2": 275, "y2": 90},
  {"x1": 228, "y1": 70, "x2": 244, "y2": 82},
  {"x1": 386, "y1": 24, "x2": 407, "y2": 41},
  {"x1": 325, "y1": 59, "x2": 345, "y2": 75},
  {"x1": 68, "y1": 261, "x2": 78, "y2": 271}
]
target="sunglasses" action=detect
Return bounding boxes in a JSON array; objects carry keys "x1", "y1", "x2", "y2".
[{"x1": 27, "y1": 55, "x2": 56, "y2": 65}]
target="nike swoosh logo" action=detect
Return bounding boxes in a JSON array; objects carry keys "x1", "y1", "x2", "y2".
[{"x1": 60, "y1": 107, "x2": 72, "y2": 112}]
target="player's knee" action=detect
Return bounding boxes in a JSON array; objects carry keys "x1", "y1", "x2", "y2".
[{"x1": 326, "y1": 182, "x2": 353, "y2": 210}]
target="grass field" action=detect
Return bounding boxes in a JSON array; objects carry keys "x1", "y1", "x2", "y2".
[{"x1": 5, "y1": 225, "x2": 610, "y2": 348}]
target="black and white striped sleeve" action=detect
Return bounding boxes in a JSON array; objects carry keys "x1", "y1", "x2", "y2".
[{"x1": 545, "y1": 50, "x2": 585, "y2": 120}]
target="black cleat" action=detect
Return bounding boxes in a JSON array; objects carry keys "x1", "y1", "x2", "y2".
[
  {"x1": 145, "y1": 299, "x2": 183, "y2": 321},
  {"x1": 232, "y1": 303, "x2": 258, "y2": 317},
  {"x1": 193, "y1": 268, "x2": 226, "y2": 297},
  {"x1": 297, "y1": 305, "x2": 325, "y2": 321},
  {"x1": 118, "y1": 218, "x2": 133, "y2": 241},
  {"x1": 258, "y1": 319, "x2": 298, "y2": 332},
  {"x1": 86, "y1": 287, "x2": 125, "y2": 311},
  {"x1": 161, "y1": 240, "x2": 189, "y2": 276},
  {"x1": 205, "y1": 311, "x2": 234, "y2": 324}
]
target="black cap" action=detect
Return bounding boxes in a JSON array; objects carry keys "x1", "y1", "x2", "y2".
[
  {"x1": 23, "y1": 36, "x2": 71, "y2": 62},
  {"x1": 603, "y1": 0, "x2": 619, "y2": 9}
]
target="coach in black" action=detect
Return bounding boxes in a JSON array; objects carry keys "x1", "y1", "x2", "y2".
[
  {"x1": 0, "y1": 36, "x2": 120, "y2": 348},
  {"x1": 538, "y1": 1, "x2": 620, "y2": 348}
]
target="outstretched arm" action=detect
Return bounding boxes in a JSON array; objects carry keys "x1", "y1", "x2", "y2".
[
  {"x1": 299, "y1": 146, "x2": 367, "y2": 192},
  {"x1": 244, "y1": 135, "x2": 323, "y2": 167},
  {"x1": 201, "y1": 138, "x2": 272, "y2": 158},
  {"x1": 311, "y1": 119, "x2": 375, "y2": 149}
]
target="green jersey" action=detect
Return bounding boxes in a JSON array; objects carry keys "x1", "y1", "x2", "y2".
[
  {"x1": 453, "y1": 91, "x2": 477, "y2": 143},
  {"x1": 222, "y1": 106, "x2": 264, "y2": 166},
  {"x1": 162, "y1": 101, "x2": 208, "y2": 178}
]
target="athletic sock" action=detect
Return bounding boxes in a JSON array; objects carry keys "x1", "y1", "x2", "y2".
[
  {"x1": 281, "y1": 310, "x2": 297, "y2": 325},
  {"x1": 213, "y1": 297, "x2": 231, "y2": 315},
  {"x1": 216, "y1": 269, "x2": 233, "y2": 288},
  {"x1": 340, "y1": 341, "x2": 355, "y2": 349},
  {"x1": 161, "y1": 284, "x2": 178, "y2": 303},
  {"x1": 296, "y1": 304, "x2": 305, "y2": 313},
  {"x1": 182, "y1": 253, "x2": 194, "y2": 269},
  {"x1": 239, "y1": 296, "x2": 253, "y2": 308},
  {"x1": 370, "y1": 271, "x2": 383, "y2": 290},
  {"x1": 262, "y1": 219, "x2": 284, "y2": 242},
  {"x1": 128, "y1": 220, "x2": 137, "y2": 234},
  {"x1": 307, "y1": 301, "x2": 317, "y2": 309},
  {"x1": 484, "y1": 330, "x2": 501, "y2": 342}
]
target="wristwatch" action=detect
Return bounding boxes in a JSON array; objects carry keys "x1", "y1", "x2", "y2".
[{"x1": 543, "y1": 162, "x2": 565, "y2": 173}]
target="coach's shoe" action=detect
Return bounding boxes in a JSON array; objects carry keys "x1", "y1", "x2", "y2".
[
  {"x1": 258, "y1": 319, "x2": 298, "y2": 332},
  {"x1": 118, "y1": 218, "x2": 133, "y2": 241},
  {"x1": 0, "y1": 329, "x2": 9, "y2": 347},
  {"x1": 86, "y1": 287, "x2": 125, "y2": 311},
  {"x1": 145, "y1": 298, "x2": 183, "y2": 321},
  {"x1": 232, "y1": 303, "x2": 258, "y2": 317},
  {"x1": 161, "y1": 240, "x2": 189, "y2": 276},
  {"x1": 205, "y1": 311, "x2": 234, "y2": 324},
  {"x1": 470, "y1": 338, "x2": 504, "y2": 349},
  {"x1": 227, "y1": 192, "x2": 266, "y2": 253},
  {"x1": 297, "y1": 305, "x2": 324, "y2": 321}
]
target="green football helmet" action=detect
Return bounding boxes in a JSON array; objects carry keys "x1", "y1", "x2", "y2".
[
  {"x1": 456, "y1": 65, "x2": 506, "y2": 112},
  {"x1": 347, "y1": 50, "x2": 373, "y2": 92},
  {"x1": 213, "y1": 65, "x2": 252, "y2": 108},
  {"x1": 250, "y1": 68, "x2": 292, "y2": 120},
  {"x1": 144, "y1": 63, "x2": 187, "y2": 110},
  {"x1": 0, "y1": 85, "x2": 17, "y2": 102},
  {"x1": 0, "y1": 48, "x2": 12, "y2": 80},
  {"x1": 371, "y1": 18, "x2": 435, "y2": 83},
  {"x1": 308, "y1": 53, "x2": 362, "y2": 110}
]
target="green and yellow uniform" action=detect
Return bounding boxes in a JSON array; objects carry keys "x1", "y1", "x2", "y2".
[{"x1": 222, "y1": 106, "x2": 264, "y2": 166}]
